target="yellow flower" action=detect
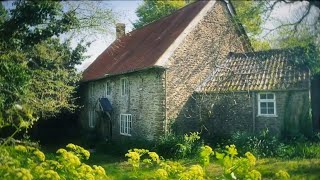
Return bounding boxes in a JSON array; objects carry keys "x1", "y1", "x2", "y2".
[
  {"x1": 179, "y1": 165, "x2": 204, "y2": 180},
  {"x1": 226, "y1": 145, "x2": 238, "y2": 157},
  {"x1": 15, "y1": 168, "x2": 33, "y2": 180},
  {"x1": 40, "y1": 170, "x2": 60, "y2": 180},
  {"x1": 56, "y1": 148, "x2": 67, "y2": 154},
  {"x1": 125, "y1": 151, "x2": 141, "y2": 168},
  {"x1": 246, "y1": 170, "x2": 262, "y2": 180},
  {"x1": 245, "y1": 152, "x2": 256, "y2": 166},
  {"x1": 155, "y1": 169, "x2": 168, "y2": 179},
  {"x1": 34, "y1": 150, "x2": 45, "y2": 161},
  {"x1": 79, "y1": 164, "x2": 93, "y2": 173},
  {"x1": 93, "y1": 165, "x2": 106, "y2": 175},
  {"x1": 81, "y1": 149, "x2": 90, "y2": 160},
  {"x1": 148, "y1": 152, "x2": 160, "y2": 163},
  {"x1": 276, "y1": 170, "x2": 290, "y2": 180},
  {"x1": 15, "y1": 145, "x2": 27, "y2": 152},
  {"x1": 66, "y1": 143, "x2": 76, "y2": 150}
]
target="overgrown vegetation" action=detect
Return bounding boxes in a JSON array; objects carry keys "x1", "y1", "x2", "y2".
[
  {"x1": 212, "y1": 130, "x2": 320, "y2": 160},
  {"x1": 0, "y1": 143, "x2": 108, "y2": 179}
]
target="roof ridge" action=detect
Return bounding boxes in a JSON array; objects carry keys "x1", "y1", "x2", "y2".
[
  {"x1": 124, "y1": 1, "x2": 208, "y2": 36},
  {"x1": 228, "y1": 46, "x2": 305, "y2": 58}
]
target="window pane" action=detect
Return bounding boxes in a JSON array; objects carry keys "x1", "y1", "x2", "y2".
[
  {"x1": 268, "y1": 102, "x2": 274, "y2": 108},
  {"x1": 268, "y1": 108, "x2": 274, "y2": 114},
  {"x1": 260, "y1": 102, "x2": 267, "y2": 108},
  {"x1": 260, "y1": 94, "x2": 266, "y2": 99},
  {"x1": 121, "y1": 80, "x2": 124, "y2": 95},
  {"x1": 107, "y1": 82, "x2": 111, "y2": 95},
  {"x1": 124, "y1": 79, "x2": 128, "y2": 95},
  {"x1": 267, "y1": 94, "x2": 274, "y2": 99},
  {"x1": 261, "y1": 108, "x2": 267, "y2": 114}
]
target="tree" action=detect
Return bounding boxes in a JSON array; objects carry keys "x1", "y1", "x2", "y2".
[
  {"x1": 133, "y1": 0, "x2": 188, "y2": 29},
  {"x1": 232, "y1": 0, "x2": 319, "y2": 75},
  {"x1": 0, "y1": 1, "x2": 115, "y2": 129},
  {"x1": 231, "y1": 0, "x2": 271, "y2": 51}
]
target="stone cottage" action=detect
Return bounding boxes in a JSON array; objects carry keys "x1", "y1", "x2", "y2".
[
  {"x1": 80, "y1": 0, "x2": 315, "y2": 141},
  {"x1": 80, "y1": 0, "x2": 251, "y2": 141},
  {"x1": 178, "y1": 48, "x2": 312, "y2": 137}
]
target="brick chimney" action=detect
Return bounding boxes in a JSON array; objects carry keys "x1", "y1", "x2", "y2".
[{"x1": 116, "y1": 23, "x2": 125, "y2": 39}]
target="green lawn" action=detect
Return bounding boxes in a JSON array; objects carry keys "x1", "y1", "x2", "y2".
[{"x1": 86, "y1": 152, "x2": 320, "y2": 179}]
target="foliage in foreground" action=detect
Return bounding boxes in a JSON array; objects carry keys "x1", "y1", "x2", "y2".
[
  {"x1": 0, "y1": 139, "x2": 293, "y2": 180},
  {"x1": 124, "y1": 145, "x2": 289, "y2": 180},
  {"x1": 0, "y1": 143, "x2": 108, "y2": 180},
  {"x1": 227, "y1": 130, "x2": 320, "y2": 159}
]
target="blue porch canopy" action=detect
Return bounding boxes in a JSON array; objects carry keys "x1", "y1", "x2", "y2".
[{"x1": 99, "y1": 98, "x2": 112, "y2": 112}]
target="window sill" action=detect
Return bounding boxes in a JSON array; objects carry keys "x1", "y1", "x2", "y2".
[
  {"x1": 257, "y1": 114, "x2": 278, "y2": 118},
  {"x1": 120, "y1": 133, "x2": 132, "y2": 136}
]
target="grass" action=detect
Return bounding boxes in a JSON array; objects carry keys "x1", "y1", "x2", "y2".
[
  {"x1": 86, "y1": 150, "x2": 320, "y2": 179},
  {"x1": 256, "y1": 158, "x2": 320, "y2": 180},
  {"x1": 38, "y1": 137, "x2": 320, "y2": 179}
]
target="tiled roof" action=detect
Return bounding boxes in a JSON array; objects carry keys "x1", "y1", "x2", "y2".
[
  {"x1": 197, "y1": 48, "x2": 310, "y2": 92},
  {"x1": 82, "y1": 1, "x2": 209, "y2": 82}
]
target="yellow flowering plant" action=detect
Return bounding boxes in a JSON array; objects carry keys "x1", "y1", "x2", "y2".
[
  {"x1": 214, "y1": 144, "x2": 263, "y2": 179},
  {"x1": 0, "y1": 143, "x2": 109, "y2": 180}
]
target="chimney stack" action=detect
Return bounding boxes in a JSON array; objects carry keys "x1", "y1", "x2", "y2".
[{"x1": 116, "y1": 23, "x2": 125, "y2": 39}]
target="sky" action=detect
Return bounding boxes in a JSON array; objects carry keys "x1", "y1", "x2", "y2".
[
  {"x1": 77, "y1": 1, "x2": 142, "y2": 71},
  {"x1": 2, "y1": 1, "x2": 313, "y2": 71},
  {"x1": 1, "y1": 0, "x2": 142, "y2": 71}
]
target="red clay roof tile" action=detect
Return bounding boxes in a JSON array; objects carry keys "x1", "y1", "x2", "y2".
[{"x1": 82, "y1": 1, "x2": 209, "y2": 82}]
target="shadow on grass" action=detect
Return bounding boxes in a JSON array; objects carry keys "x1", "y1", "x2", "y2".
[{"x1": 257, "y1": 158, "x2": 320, "y2": 179}]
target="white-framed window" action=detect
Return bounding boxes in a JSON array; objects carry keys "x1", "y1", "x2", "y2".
[
  {"x1": 104, "y1": 81, "x2": 111, "y2": 97},
  {"x1": 258, "y1": 93, "x2": 276, "y2": 116},
  {"x1": 121, "y1": 78, "x2": 129, "y2": 96},
  {"x1": 120, "y1": 114, "x2": 132, "y2": 136},
  {"x1": 88, "y1": 110, "x2": 96, "y2": 128},
  {"x1": 89, "y1": 83, "x2": 94, "y2": 97}
]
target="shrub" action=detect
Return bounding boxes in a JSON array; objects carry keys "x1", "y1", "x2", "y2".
[
  {"x1": 230, "y1": 129, "x2": 280, "y2": 157},
  {"x1": 154, "y1": 132, "x2": 202, "y2": 159},
  {"x1": 124, "y1": 144, "x2": 274, "y2": 180},
  {"x1": 225, "y1": 130, "x2": 320, "y2": 159},
  {"x1": 0, "y1": 143, "x2": 109, "y2": 180}
]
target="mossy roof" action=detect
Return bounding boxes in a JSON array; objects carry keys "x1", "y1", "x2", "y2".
[{"x1": 197, "y1": 47, "x2": 310, "y2": 93}]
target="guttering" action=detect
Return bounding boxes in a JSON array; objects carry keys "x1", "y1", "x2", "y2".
[{"x1": 81, "y1": 65, "x2": 167, "y2": 83}]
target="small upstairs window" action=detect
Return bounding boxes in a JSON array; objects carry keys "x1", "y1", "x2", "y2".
[
  {"x1": 258, "y1": 93, "x2": 276, "y2": 116},
  {"x1": 104, "y1": 81, "x2": 111, "y2": 97},
  {"x1": 89, "y1": 83, "x2": 94, "y2": 97},
  {"x1": 121, "y1": 78, "x2": 129, "y2": 96}
]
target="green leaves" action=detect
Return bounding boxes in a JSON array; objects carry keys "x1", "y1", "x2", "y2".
[
  {"x1": 0, "y1": 1, "x2": 91, "y2": 128},
  {"x1": 133, "y1": 0, "x2": 187, "y2": 29}
]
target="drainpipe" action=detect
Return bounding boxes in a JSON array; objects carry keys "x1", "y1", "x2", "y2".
[
  {"x1": 164, "y1": 70, "x2": 168, "y2": 136},
  {"x1": 252, "y1": 92, "x2": 256, "y2": 133}
]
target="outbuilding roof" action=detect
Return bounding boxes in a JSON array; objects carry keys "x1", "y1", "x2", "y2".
[
  {"x1": 197, "y1": 47, "x2": 310, "y2": 92},
  {"x1": 82, "y1": 1, "x2": 209, "y2": 82}
]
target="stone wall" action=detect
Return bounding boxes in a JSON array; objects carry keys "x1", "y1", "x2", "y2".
[
  {"x1": 79, "y1": 68, "x2": 166, "y2": 141},
  {"x1": 179, "y1": 90, "x2": 311, "y2": 138},
  {"x1": 165, "y1": 1, "x2": 248, "y2": 131}
]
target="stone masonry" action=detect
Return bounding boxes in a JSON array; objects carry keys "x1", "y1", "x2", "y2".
[
  {"x1": 182, "y1": 90, "x2": 311, "y2": 137},
  {"x1": 80, "y1": 68, "x2": 166, "y2": 141},
  {"x1": 165, "y1": 1, "x2": 248, "y2": 131}
]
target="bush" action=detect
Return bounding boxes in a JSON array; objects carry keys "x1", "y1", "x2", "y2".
[
  {"x1": 0, "y1": 143, "x2": 109, "y2": 179},
  {"x1": 225, "y1": 130, "x2": 320, "y2": 159},
  {"x1": 124, "y1": 144, "x2": 283, "y2": 179},
  {"x1": 154, "y1": 132, "x2": 203, "y2": 159},
  {"x1": 229, "y1": 129, "x2": 280, "y2": 157}
]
